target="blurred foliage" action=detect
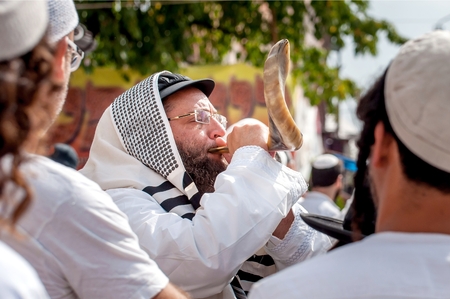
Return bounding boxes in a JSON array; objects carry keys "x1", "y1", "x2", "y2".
[{"x1": 76, "y1": 0, "x2": 407, "y2": 113}]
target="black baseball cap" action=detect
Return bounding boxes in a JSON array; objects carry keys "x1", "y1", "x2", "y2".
[{"x1": 158, "y1": 72, "x2": 215, "y2": 100}]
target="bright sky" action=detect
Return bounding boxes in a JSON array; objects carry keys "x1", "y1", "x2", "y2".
[{"x1": 339, "y1": 0, "x2": 450, "y2": 89}]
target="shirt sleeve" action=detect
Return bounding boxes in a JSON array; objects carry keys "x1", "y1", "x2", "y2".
[
  {"x1": 264, "y1": 203, "x2": 333, "y2": 271},
  {"x1": 38, "y1": 181, "x2": 169, "y2": 299},
  {"x1": 109, "y1": 146, "x2": 308, "y2": 298}
]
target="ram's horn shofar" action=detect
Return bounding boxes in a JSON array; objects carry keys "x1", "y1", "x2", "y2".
[{"x1": 208, "y1": 39, "x2": 303, "y2": 154}]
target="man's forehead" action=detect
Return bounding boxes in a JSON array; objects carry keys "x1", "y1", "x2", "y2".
[{"x1": 168, "y1": 87, "x2": 215, "y2": 112}]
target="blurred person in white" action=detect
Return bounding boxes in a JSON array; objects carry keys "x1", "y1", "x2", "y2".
[
  {"x1": 298, "y1": 154, "x2": 344, "y2": 219},
  {"x1": 248, "y1": 30, "x2": 450, "y2": 298},
  {"x1": 80, "y1": 74, "x2": 332, "y2": 299},
  {"x1": 0, "y1": 0, "x2": 187, "y2": 298},
  {"x1": 0, "y1": 2, "x2": 51, "y2": 297}
]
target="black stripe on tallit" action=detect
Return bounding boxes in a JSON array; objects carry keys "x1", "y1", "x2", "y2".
[
  {"x1": 142, "y1": 184, "x2": 192, "y2": 211},
  {"x1": 143, "y1": 181, "x2": 176, "y2": 195},
  {"x1": 189, "y1": 192, "x2": 202, "y2": 210},
  {"x1": 181, "y1": 212, "x2": 195, "y2": 220},
  {"x1": 182, "y1": 172, "x2": 201, "y2": 209},
  {"x1": 236, "y1": 269, "x2": 264, "y2": 284},
  {"x1": 159, "y1": 195, "x2": 192, "y2": 212},
  {"x1": 245, "y1": 254, "x2": 275, "y2": 266},
  {"x1": 230, "y1": 276, "x2": 247, "y2": 299},
  {"x1": 182, "y1": 172, "x2": 194, "y2": 189}
]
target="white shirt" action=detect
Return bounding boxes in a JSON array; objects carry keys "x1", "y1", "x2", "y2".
[
  {"x1": 0, "y1": 241, "x2": 49, "y2": 299},
  {"x1": 298, "y1": 191, "x2": 343, "y2": 219},
  {"x1": 2, "y1": 155, "x2": 169, "y2": 299},
  {"x1": 105, "y1": 147, "x2": 331, "y2": 299},
  {"x1": 249, "y1": 232, "x2": 450, "y2": 299}
]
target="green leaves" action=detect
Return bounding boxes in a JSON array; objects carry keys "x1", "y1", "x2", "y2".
[{"x1": 76, "y1": 0, "x2": 406, "y2": 113}]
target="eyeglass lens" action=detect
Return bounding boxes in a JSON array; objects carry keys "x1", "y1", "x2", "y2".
[
  {"x1": 195, "y1": 110, "x2": 227, "y2": 128},
  {"x1": 67, "y1": 39, "x2": 84, "y2": 72}
]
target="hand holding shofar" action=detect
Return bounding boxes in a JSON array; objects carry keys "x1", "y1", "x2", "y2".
[{"x1": 208, "y1": 39, "x2": 303, "y2": 154}]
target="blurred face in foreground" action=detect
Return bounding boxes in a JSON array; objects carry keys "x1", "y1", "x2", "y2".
[{"x1": 165, "y1": 87, "x2": 228, "y2": 194}]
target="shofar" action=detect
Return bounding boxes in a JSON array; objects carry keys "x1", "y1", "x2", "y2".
[{"x1": 209, "y1": 38, "x2": 303, "y2": 154}]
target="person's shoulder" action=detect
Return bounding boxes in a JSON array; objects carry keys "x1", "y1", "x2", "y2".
[
  {"x1": 0, "y1": 241, "x2": 49, "y2": 298},
  {"x1": 25, "y1": 155, "x2": 106, "y2": 199},
  {"x1": 23, "y1": 155, "x2": 118, "y2": 216},
  {"x1": 249, "y1": 239, "x2": 378, "y2": 298}
]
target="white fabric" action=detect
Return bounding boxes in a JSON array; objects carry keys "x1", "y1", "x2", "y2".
[
  {"x1": 385, "y1": 30, "x2": 450, "y2": 173},
  {"x1": 101, "y1": 147, "x2": 331, "y2": 299},
  {"x1": 84, "y1": 137, "x2": 331, "y2": 296},
  {"x1": 1, "y1": 155, "x2": 169, "y2": 299},
  {"x1": 0, "y1": 0, "x2": 48, "y2": 60},
  {"x1": 0, "y1": 240, "x2": 49, "y2": 299},
  {"x1": 298, "y1": 191, "x2": 343, "y2": 219},
  {"x1": 48, "y1": 0, "x2": 79, "y2": 43},
  {"x1": 249, "y1": 232, "x2": 450, "y2": 299}
]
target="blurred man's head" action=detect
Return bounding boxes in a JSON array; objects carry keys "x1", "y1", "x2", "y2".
[
  {"x1": 352, "y1": 30, "x2": 450, "y2": 235},
  {"x1": 310, "y1": 154, "x2": 343, "y2": 201},
  {"x1": 46, "y1": 0, "x2": 81, "y2": 121},
  {"x1": 0, "y1": 0, "x2": 50, "y2": 225}
]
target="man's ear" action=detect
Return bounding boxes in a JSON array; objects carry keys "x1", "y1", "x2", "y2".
[
  {"x1": 52, "y1": 37, "x2": 68, "y2": 84},
  {"x1": 371, "y1": 122, "x2": 395, "y2": 168},
  {"x1": 336, "y1": 174, "x2": 343, "y2": 188}
]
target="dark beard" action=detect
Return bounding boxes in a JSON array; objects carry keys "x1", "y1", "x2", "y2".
[{"x1": 177, "y1": 141, "x2": 228, "y2": 196}]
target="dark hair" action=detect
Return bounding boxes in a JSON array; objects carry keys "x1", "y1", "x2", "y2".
[
  {"x1": 0, "y1": 35, "x2": 58, "y2": 229},
  {"x1": 310, "y1": 162, "x2": 343, "y2": 187},
  {"x1": 351, "y1": 65, "x2": 450, "y2": 239}
]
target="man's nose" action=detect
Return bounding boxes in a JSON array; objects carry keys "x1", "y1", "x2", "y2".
[{"x1": 209, "y1": 117, "x2": 226, "y2": 139}]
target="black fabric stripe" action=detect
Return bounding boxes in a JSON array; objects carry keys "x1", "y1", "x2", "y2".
[
  {"x1": 230, "y1": 276, "x2": 247, "y2": 299},
  {"x1": 181, "y1": 172, "x2": 200, "y2": 209},
  {"x1": 236, "y1": 269, "x2": 264, "y2": 283},
  {"x1": 159, "y1": 195, "x2": 192, "y2": 211},
  {"x1": 182, "y1": 172, "x2": 194, "y2": 189},
  {"x1": 189, "y1": 192, "x2": 202, "y2": 210},
  {"x1": 181, "y1": 213, "x2": 195, "y2": 220},
  {"x1": 143, "y1": 181, "x2": 176, "y2": 196},
  {"x1": 245, "y1": 254, "x2": 275, "y2": 266}
]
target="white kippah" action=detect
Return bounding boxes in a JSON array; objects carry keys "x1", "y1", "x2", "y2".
[
  {"x1": 312, "y1": 154, "x2": 339, "y2": 170},
  {"x1": 48, "y1": 0, "x2": 78, "y2": 44},
  {"x1": 0, "y1": 0, "x2": 48, "y2": 61},
  {"x1": 385, "y1": 30, "x2": 450, "y2": 172}
]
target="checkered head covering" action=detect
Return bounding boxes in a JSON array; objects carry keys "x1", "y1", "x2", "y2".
[{"x1": 81, "y1": 71, "x2": 213, "y2": 219}]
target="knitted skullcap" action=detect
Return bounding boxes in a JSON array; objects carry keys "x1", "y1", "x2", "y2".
[
  {"x1": 48, "y1": 0, "x2": 79, "y2": 43},
  {"x1": 385, "y1": 30, "x2": 450, "y2": 172},
  {"x1": 312, "y1": 154, "x2": 340, "y2": 170},
  {"x1": 0, "y1": 0, "x2": 48, "y2": 61},
  {"x1": 311, "y1": 154, "x2": 343, "y2": 187}
]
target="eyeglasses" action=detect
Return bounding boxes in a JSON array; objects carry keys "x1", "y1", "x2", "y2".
[
  {"x1": 168, "y1": 109, "x2": 227, "y2": 129},
  {"x1": 67, "y1": 38, "x2": 85, "y2": 72}
]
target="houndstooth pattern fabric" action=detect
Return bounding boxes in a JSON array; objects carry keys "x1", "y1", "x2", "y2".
[
  {"x1": 112, "y1": 74, "x2": 178, "y2": 178},
  {"x1": 111, "y1": 71, "x2": 200, "y2": 213}
]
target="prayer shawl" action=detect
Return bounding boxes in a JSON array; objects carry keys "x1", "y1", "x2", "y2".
[{"x1": 82, "y1": 71, "x2": 279, "y2": 296}]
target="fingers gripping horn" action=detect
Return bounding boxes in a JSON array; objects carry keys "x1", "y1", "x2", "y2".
[{"x1": 209, "y1": 39, "x2": 303, "y2": 154}]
